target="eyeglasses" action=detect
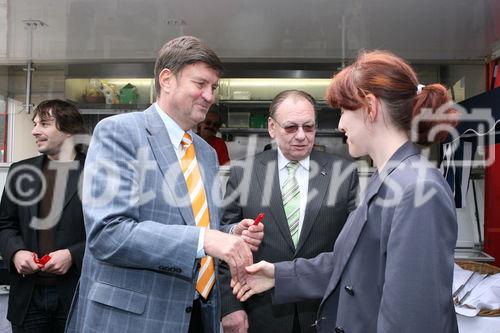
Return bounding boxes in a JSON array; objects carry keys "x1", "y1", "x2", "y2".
[
  {"x1": 204, "y1": 120, "x2": 221, "y2": 128},
  {"x1": 272, "y1": 118, "x2": 316, "y2": 134}
]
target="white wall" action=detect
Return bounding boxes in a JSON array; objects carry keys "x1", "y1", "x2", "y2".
[
  {"x1": 0, "y1": 163, "x2": 9, "y2": 200},
  {"x1": 8, "y1": 98, "x2": 38, "y2": 162}
]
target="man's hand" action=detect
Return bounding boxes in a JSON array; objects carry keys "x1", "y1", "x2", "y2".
[
  {"x1": 12, "y1": 250, "x2": 40, "y2": 275},
  {"x1": 222, "y1": 310, "x2": 249, "y2": 333},
  {"x1": 232, "y1": 219, "x2": 264, "y2": 252},
  {"x1": 232, "y1": 260, "x2": 276, "y2": 302},
  {"x1": 204, "y1": 229, "x2": 253, "y2": 284},
  {"x1": 40, "y1": 249, "x2": 73, "y2": 275}
]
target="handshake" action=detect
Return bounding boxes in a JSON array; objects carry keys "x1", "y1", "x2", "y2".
[
  {"x1": 203, "y1": 215, "x2": 265, "y2": 287},
  {"x1": 204, "y1": 214, "x2": 277, "y2": 303}
]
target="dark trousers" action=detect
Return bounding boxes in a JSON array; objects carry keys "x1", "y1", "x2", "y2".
[
  {"x1": 11, "y1": 285, "x2": 67, "y2": 333},
  {"x1": 293, "y1": 310, "x2": 301, "y2": 333},
  {"x1": 292, "y1": 314, "x2": 302, "y2": 333},
  {"x1": 188, "y1": 298, "x2": 203, "y2": 333}
]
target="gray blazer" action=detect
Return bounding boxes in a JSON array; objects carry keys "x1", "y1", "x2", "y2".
[
  {"x1": 273, "y1": 142, "x2": 458, "y2": 333},
  {"x1": 219, "y1": 149, "x2": 358, "y2": 332},
  {"x1": 66, "y1": 106, "x2": 222, "y2": 333}
]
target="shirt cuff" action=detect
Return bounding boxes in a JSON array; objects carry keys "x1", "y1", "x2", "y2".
[{"x1": 196, "y1": 227, "x2": 206, "y2": 258}]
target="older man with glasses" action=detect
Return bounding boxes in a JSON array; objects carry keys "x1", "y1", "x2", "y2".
[
  {"x1": 219, "y1": 89, "x2": 359, "y2": 333},
  {"x1": 197, "y1": 106, "x2": 230, "y2": 165}
]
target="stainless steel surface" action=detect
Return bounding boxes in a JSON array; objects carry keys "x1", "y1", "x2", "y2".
[
  {"x1": 454, "y1": 248, "x2": 495, "y2": 262},
  {"x1": 0, "y1": 294, "x2": 11, "y2": 333},
  {"x1": 66, "y1": 63, "x2": 154, "y2": 78},
  {"x1": 1, "y1": 0, "x2": 498, "y2": 62}
]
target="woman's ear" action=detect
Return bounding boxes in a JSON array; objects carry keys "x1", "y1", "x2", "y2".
[{"x1": 365, "y1": 94, "x2": 379, "y2": 123}]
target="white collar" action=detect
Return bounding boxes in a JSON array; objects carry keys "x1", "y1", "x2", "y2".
[
  {"x1": 155, "y1": 102, "x2": 193, "y2": 149},
  {"x1": 276, "y1": 146, "x2": 310, "y2": 172}
]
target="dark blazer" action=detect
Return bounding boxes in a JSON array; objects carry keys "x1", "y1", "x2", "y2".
[
  {"x1": 0, "y1": 153, "x2": 86, "y2": 326},
  {"x1": 220, "y1": 149, "x2": 358, "y2": 333},
  {"x1": 273, "y1": 142, "x2": 458, "y2": 333}
]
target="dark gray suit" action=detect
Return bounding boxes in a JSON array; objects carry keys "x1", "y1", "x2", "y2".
[
  {"x1": 273, "y1": 142, "x2": 458, "y2": 333},
  {"x1": 220, "y1": 149, "x2": 358, "y2": 332}
]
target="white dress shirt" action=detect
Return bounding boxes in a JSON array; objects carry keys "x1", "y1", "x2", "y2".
[{"x1": 155, "y1": 103, "x2": 205, "y2": 258}]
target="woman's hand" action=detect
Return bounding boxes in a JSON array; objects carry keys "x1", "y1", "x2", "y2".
[{"x1": 232, "y1": 260, "x2": 276, "y2": 301}]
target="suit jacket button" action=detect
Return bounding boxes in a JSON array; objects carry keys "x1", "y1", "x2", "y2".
[
  {"x1": 185, "y1": 306, "x2": 192, "y2": 313},
  {"x1": 335, "y1": 326, "x2": 345, "y2": 333},
  {"x1": 344, "y1": 285, "x2": 354, "y2": 296}
]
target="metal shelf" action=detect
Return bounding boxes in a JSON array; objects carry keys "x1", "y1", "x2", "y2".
[
  {"x1": 73, "y1": 102, "x2": 151, "y2": 115},
  {"x1": 455, "y1": 248, "x2": 495, "y2": 262}
]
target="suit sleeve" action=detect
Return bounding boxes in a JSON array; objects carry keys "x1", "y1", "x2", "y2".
[
  {"x1": 0, "y1": 166, "x2": 28, "y2": 273},
  {"x1": 273, "y1": 251, "x2": 335, "y2": 304},
  {"x1": 219, "y1": 164, "x2": 245, "y2": 316},
  {"x1": 83, "y1": 117, "x2": 200, "y2": 281},
  {"x1": 377, "y1": 180, "x2": 457, "y2": 333},
  {"x1": 66, "y1": 165, "x2": 86, "y2": 273},
  {"x1": 67, "y1": 241, "x2": 85, "y2": 273}
]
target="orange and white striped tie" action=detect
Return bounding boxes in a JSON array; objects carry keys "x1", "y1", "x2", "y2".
[{"x1": 181, "y1": 132, "x2": 215, "y2": 299}]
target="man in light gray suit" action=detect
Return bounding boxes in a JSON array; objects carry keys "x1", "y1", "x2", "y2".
[
  {"x1": 66, "y1": 36, "x2": 263, "y2": 333},
  {"x1": 220, "y1": 90, "x2": 358, "y2": 333}
]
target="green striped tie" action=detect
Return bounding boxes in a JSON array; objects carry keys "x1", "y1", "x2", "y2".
[{"x1": 282, "y1": 161, "x2": 300, "y2": 247}]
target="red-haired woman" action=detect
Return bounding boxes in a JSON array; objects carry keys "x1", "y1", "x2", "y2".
[{"x1": 232, "y1": 50, "x2": 459, "y2": 333}]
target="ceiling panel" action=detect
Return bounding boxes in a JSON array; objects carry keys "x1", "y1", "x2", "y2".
[{"x1": 2, "y1": 0, "x2": 499, "y2": 62}]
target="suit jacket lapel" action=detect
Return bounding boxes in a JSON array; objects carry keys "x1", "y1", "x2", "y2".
[
  {"x1": 295, "y1": 151, "x2": 329, "y2": 254},
  {"x1": 256, "y1": 151, "x2": 296, "y2": 252},
  {"x1": 320, "y1": 141, "x2": 421, "y2": 306},
  {"x1": 60, "y1": 152, "x2": 85, "y2": 211},
  {"x1": 320, "y1": 181, "x2": 374, "y2": 308},
  {"x1": 27, "y1": 155, "x2": 44, "y2": 220},
  {"x1": 144, "y1": 107, "x2": 195, "y2": 226}
]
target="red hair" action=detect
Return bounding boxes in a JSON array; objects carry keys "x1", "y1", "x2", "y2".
[{"x1": 326, "y1": 50, "x2": 458, "y2": 145}]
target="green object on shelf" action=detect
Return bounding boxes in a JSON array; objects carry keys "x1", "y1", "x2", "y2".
[
  {"x1": 119, "y1": 83, "x2": 139, "y2": 104},
  {"x1": 250, "y1": 114, "x2": 267, "y2": 128}
]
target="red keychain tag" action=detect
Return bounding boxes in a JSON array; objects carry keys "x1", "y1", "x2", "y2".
[
  {"x1": 253, "y1": 213, "x2": 265, "y2": 225},
  {"x1": 32, "y1": 252, "x2": 51, "y2": 267},
  {"x1": 39, "y1": 254, "x2": 51, "y2": 265}
]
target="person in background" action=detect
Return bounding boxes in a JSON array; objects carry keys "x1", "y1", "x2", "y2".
[
  {"x1": 197, "y1": 106, "x2": 230, "y2": 165},
  {"x1": 233, "y1": 51, "x2": 459, "y2": 333},
  {"x1": 0, "y1": 99, "x2": 86, "y2": 333},
  {"x1": 220, "y1": 90, "x2": 358, "y2": 333},
  {"x1": 65, "y1": 36, "x2": 263, "y2": 333}
]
